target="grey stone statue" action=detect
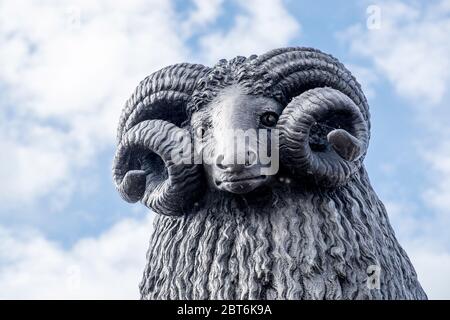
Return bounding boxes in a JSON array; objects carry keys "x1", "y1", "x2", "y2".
[{"x1": 112, "y1": 47, "x2": 427, "y2": 299}]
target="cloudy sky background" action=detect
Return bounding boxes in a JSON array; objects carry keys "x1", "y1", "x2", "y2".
[{"x1": 0, "y1": 0, "x2": 449, "y2": 299}]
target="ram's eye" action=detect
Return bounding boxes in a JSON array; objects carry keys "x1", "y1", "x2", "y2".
[{"x1": 260, "y1": 112, "x2": 279, "y2": 127}]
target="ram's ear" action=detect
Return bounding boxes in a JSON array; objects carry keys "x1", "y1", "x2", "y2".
[
  {"x1": 113, "y1": 63, "x2": 210, "y2": 216},
  {"x1": 327, "y1": 129, "x2": 363, "y2": 162}
]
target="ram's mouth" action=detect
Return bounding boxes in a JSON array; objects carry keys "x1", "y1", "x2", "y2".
[
  {"x1": 215, "y1": 175, "x2": 268, "y2": 194},
  {"x1": 218, "y1": 175, "x2": 267, "y2": 184}
]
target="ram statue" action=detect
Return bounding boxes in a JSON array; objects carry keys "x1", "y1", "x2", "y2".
[{"x1": 112, "y1": 47, "x2": 427, "y2": 300}]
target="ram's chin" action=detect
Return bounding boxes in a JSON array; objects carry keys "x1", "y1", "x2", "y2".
[{"x1": 216, "y1": 176, "x2": 267, "y2": 194}]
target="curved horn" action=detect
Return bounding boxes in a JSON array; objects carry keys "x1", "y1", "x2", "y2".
[
  {"x1": 117, "y1": 63, "x2": 210, "y2": 143},
  {"x1": 253, "y1": 47, "x2": 370, "y2": 186},
  {"x1": 113, "y1": 120, "x2": 203, "y2": 216},
  {"x1": 252, "y1": 47, "x2": 370, "y2": 126},
  {"x1": 113, "y1": 63, "x2": 210, "y2": 215},
  {"x1": 277, "y1": 87, "x2": 369, "y2": 186}
]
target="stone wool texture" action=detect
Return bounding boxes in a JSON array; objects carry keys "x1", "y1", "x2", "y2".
[{"x1": 112, "y1": 47, "x2": 427, "y2": 299}]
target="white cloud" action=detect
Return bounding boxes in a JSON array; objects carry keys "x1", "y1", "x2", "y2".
[
  {"x1": 198, "y1": 0, "x2": 300, "y2": 63},
  {"x1": 339, "y1": 0, "x2": 450, "y2": 105},
  {"x1": 422, "y1": 141, "x2": 450, "y2": 212},
  {"x1": 0, "y1": 214, "x2": 154, "y2": 299},
  {"x1": 344, "y1": 63, "x2": 378, "y2": 100},
  {"x1": 182, "y1": 0, "x2": 224, "y2": 34},
  {"x1": 383, "y1": 200, "x2": 450, "y2": 299},
  {"x1": 0, "y1": 126, "x2": 68, "y2": 204},
  {"x1": 0, "y1": 0, "x2": 188, "y2": 206},
  {"x1": 420, "y1": 142, "x2": 450, "y2": 256},
  {"x1": 405, "y1": 249, "x2": 450, "y2": 299}
]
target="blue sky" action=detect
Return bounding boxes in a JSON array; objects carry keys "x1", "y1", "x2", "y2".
[{"x1": 0, "y1": 0, "x2": 449, "y2": 299}]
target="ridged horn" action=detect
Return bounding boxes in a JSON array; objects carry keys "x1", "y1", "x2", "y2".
[
  {"x1": 254, "y1": 47, "x2": 370, "y2": 186},
  {"x1": 113, "y1": 63, "x2": 210, "y2": 215},
  {"x1": 113, "y1": 120, "x2": 203, "y2": 216},
  {"x1": 252, "y1": 47, "x2": 370, "y2": 127},
  {"x1": 277, "y1": 87, "x2": 369, "y2": 186},
  {"x1": 117, "y1": 63, "x2": 210, "y2": 143}
]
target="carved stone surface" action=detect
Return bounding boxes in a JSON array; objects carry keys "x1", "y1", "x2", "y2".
[{"x1": 112, "y1": 47, "x2": 427, "y2": 299}]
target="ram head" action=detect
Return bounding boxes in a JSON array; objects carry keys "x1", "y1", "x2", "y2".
[{"x1": 112, "y1": 47, "x2": 370, "y2": 216}]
